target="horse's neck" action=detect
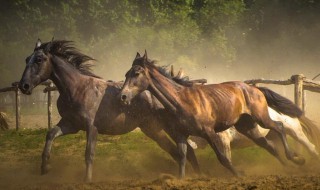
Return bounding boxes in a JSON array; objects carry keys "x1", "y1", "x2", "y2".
[
  {"x1": 148, "y1": 68, "x2": 184, "y2": 113},
  {"x1": 50, "y1": 56, "x2": 85, "y2": 99}
]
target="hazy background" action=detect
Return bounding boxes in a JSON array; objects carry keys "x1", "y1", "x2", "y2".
[{"x1": 0, "y1": 0, "x2": 319, "y2": 122}]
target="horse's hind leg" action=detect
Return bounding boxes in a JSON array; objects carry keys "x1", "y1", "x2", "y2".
[
  {"x1": 260, "y1": 120, "x2": 305, "y2": 165},
  {"x1": 284, "y1": 125, "x2": 319, "y2": 158},
  {"x1": 265, "y1": 130, "x2": 287, "y2": 161},
  {"x1": 235, "y1": 115, "x2": 286, "y2": 165},
  {"x1": 253, "y1": 107, "x2": 305, "y2": 165},
  {"x1": 41, "y1": 119, "x2": 79, "y2": 175}
]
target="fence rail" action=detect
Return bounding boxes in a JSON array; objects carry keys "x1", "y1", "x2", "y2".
[
  {"x1": 244, "y1": 74, "x2": 320, "y2": 111},
  {"x1": 0, "y1": 74, "x2": 319, "y2": 130},
  {"x1": 0, "y1": 81, "x2": 54, "y2": 130}
]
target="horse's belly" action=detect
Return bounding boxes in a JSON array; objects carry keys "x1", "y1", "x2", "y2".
[{"x1": 96, "y1": 113, "x2": 137, "y2": 135}]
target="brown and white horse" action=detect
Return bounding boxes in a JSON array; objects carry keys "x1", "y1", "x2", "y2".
[{"x1": 120, "y1": 51, "x2": 305, "y2": 178}]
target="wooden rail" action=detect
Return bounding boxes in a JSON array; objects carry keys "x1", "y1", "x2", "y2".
[
  {"x1": 0, "y1": 81, "x2": 54, "y2": 130},
  {"x1": 1, "y1": 74, "x2": 319, "y2": 130},
  {"x1": 245, "y1": 74, "x2": 320, "y2": 111}
]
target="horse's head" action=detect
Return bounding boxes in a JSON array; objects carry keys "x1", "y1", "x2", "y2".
[
  {"x1": 120, "y1": 51, "x2": 151, "y2": 105},
  {"x1": 19, "y1": 39, "x2": 53, "y2": 94}
]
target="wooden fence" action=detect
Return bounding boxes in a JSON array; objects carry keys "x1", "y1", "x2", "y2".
[
  {"x1": 0, "y1": 74, "x2": 319, "y2": 130},
  {"x1": 0, "y1": 81, "x2": 54, "y2": 130},
  {"x1": 244, "y1": 74, "x2": 320, "y2": 111}
]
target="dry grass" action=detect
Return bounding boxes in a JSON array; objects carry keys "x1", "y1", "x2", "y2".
[{"x1": 0, "y1": 112, "x2": 9, "y2": 130}]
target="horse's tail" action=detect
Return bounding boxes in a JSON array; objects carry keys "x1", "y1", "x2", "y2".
[
  {"x1": 298, "y1": 115, "x2": 320, "y2": 151},
  {"x1": 257, "y1": 87, "x2": 320, "y2": 150},
  {"x1": 257, "y1": 87, "x2": 303, "y2": 118}
]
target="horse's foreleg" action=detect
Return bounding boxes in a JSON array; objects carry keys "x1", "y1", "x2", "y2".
[
  {"x1": 41, "y1": 120, "x2": 79, "y2": 175},
  {"x1": 164, "y1": 128, "x2": 200, "y2": 174},
  {"x1": 177, "y1": 135, "x2": 188, "y2": 179},
  {"x1": 140, "y1": 127, "x2": 200, "y2": 174},
  {"x1": 203, "y1": 127, "x2": 239, "y2": 176},
  {"x1": 216, "y1": 131, "x2": 232, "y2": 163},
  {"x1": 140, "y1": 127, "x2": 180, "y2": 161},
  {"x1": 185, "y1": 142, "x2": 201, "y2": 174},
  {"x1": 85, "y1": 125, "x2": 98, "y2": 182}
]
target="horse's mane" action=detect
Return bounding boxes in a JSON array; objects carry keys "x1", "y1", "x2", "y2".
[
  {"x1": 38, "y1": 40, "x2": 102, "y2": 79},
  {"x1": 135, "y1": 58, "x2": 192, "y2": 87},
  {"x1": 158, "y1": 65, "x2": 194, "y2": 87}
]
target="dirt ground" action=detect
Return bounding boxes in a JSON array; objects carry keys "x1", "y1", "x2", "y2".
[
  {"x1": 1, "y1": 131, "x2": 320, "y2": 190},
  {"x1": 11, "y1": 176, "x2": 320, "y2": 190},
  {"x1": 1, "y1": 160, "x2": 320, "y2": 190},
  {"x1": 1, "y1": 111, "x2": 320, "y2": 189}
]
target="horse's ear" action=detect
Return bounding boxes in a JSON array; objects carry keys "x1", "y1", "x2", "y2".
[
  {"x1": 35, "y1": 38, "x2": 42, "y2": 49},
  {"x1": 143, "y1": 50, "x2": 148, "y2": 61},
  {"x1": 177, "y1": 68, "x2": 184, "y2": 78},
  {"x1": 135, "y1": 52, "x2": 141, "y2": 59},
  {"x1": 170, "y1": 65, "x2": 175, "y2": 77}
]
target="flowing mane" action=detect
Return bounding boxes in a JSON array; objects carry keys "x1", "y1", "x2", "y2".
[
  {"x1": 37, "y1": 40, "x2": 102, "y2": 79},
  {"x1": 134, "y1": 58, "x2": 193, "y2": 87}
]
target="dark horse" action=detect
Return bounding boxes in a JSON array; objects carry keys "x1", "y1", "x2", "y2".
[
  {"x1": 18, "y1": 39, "x2": 200, "y2": 182},
  {"x1": 120, "y1": 51, "x2": 306, "y2": 178}
]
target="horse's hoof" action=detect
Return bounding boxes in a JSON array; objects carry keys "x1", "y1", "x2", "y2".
[
  {"x1": 233, "y1": 170, "x2": 245, "y2": 177},
  {"x1": 237, "y1": 170, "x2": 246, "y2": 177},
  {"x1": 292, "y1": 156, "x2": 306, "y2": 165}
]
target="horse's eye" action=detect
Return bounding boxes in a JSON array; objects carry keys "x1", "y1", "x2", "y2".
[
  {"x1": 36, "y1": 57, "x2": 42, "y2": 63},
  {"x1": 134, "y1": 72, "x2": 140, "y2": 77}
]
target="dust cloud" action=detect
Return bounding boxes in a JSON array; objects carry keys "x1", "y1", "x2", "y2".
[
  {"x1": 87, "y1": 20, "x2": 320, "y2": 123},
  {"x1": 1, "y1": 2, "x2": 320, "y2": 189}
]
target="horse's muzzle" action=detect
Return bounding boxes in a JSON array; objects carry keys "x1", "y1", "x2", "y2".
[
  {"x1": 120, "y1": 92, "x2": 132, "y2": 106},
  {"x1": 19, "y1": 81, "x2": 33, "y2": 95}
]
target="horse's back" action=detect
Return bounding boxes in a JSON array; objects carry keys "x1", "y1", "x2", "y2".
[
  {"x1": 204, "y1": 81, "x2": 269, "y2": 121},
  {"x1": 180, "y1": 81, "x2": 252, "y2": 127}
]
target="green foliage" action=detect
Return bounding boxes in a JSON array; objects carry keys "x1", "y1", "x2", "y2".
[
  {"x1": 0, "y1": 0, "x2": 319, "y2": 85},
  {"x1": 0, "y1": 0, "x2": 247, "y2": 84}
]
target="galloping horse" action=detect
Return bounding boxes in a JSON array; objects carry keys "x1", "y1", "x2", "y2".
[
  {"x1": 167, "y1": 68, "x2": 320, "y2": 160},
  {"x1": 120, "y1": 51, "x2": 305, "y2": 178},
  {"x1": 18, "y1": 39, "x2": 200, "y2": 182}
]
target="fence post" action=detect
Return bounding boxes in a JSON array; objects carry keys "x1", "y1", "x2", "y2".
[
  {"x1": 47, "y1": 82, "x2": 53, "y2": 129},
  {"x1": 292, "y1": 74, "x2": 305, "y2": 111},
  {"x1": 15, "y1": 86, "x2": 21, "y2": 130}
]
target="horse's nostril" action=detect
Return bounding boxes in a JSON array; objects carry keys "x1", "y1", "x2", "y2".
[
  {"x1": 23, "y1": 83, "x2": 30, "y2": 90},
  {"x1": 121, "y1": 94, "x2": 127, "y2": 101}
]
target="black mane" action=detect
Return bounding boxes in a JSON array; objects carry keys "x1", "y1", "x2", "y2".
[
  {"x1": 38, "y1": 40, "x2": 102, "y2": 79},
  {"x1": 133, "y1": 57, "x2": 192, "y2": 87}
]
